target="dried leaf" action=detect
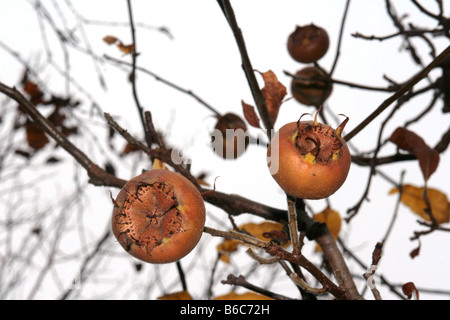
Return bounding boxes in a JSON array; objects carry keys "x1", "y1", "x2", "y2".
[
  {"x1": 242, "y1": 100, "x2": 261, "y2": 128},
  {"x1": 158, "y1": 290, "x2": 193, "y2": 300},
  {"x1": 26, "y1": 121, "x2": 49, "y2": 151},
  {"x1": 389, "y1": 184, "x2": 450, "y2": 224},
  {"x1": 410, "y1": 242, "x2": 421, "y2": 259},
  {"x1": 313, "y1": 207, "x2": 341, "y2": 238},
  {"x1": 313, "y1": 207, "x2": 342, "y2": 252},
  {"x1": 214, "y1": 291, "x2": 273, "y2": 300},
  {"x1": 389, "y1": 127, "x2": 440, "y2": 181},
  {"x1": 23, "y1": 80, "x2": 45, "y2": 105},
  {"x1": 259, "y1": 70, "x2": 287, "y2": 125},
  {"x1": 103, "y1": 35, "x2": 135, "y2": 55},
  {"x1": 117, "y1": 42, "x2": 135, "y2": 55},
  {"x1": 402, "y1": 282, "x2": 419, "y2": 300},
  {"x1": 103, "y1": 35, "x2": 118, "y2": 45},
  {"x1": 217, "y1": 222, "x2": 289, "y2": 264}
]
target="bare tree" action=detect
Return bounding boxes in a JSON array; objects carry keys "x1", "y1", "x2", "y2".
[{"x1": 0, "y1": 0, "x2": 449, "y2": 300}]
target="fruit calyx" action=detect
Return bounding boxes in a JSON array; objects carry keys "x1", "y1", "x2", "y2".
[
  {"x1": 115, "y1": 179, "x2": 185, "y2": 255},
  {"x1": 293, "y1": 110, "x2": 348, "y2": 165}
]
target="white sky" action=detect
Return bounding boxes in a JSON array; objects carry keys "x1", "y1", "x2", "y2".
[{"x1": 0, "y1": 0, "x2": 449, "y2": 300}]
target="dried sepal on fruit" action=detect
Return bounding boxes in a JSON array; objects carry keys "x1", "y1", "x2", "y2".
[
  {"x1": 267, "y1": 110, "x2": 351, "y2": 199},
  {"x1": 111, "y1": 169, "x2": 206, "y2": 264}
]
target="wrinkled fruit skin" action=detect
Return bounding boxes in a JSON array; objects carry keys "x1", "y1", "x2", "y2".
[
  {"x1": 212, "y1": 113, "x2": 249, "y2": 159},
  {"x1": 291, "y1": 66, "x2": 333, "y2": 107},
  {"x1": 267, "y1": 120, "x2": 351, "y2": 199},
  {"x1": 112, "y1": 169, "x2": 206, "y2": 264},
  {"x1": 287, "y1": 24, "x2": 330, "y2": 63}
]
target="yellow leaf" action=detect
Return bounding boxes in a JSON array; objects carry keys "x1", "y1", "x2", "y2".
[
  {"x1": 214, "y1": 291, "x2": 273, "y2": 300},
  {"x1": 313, "y1": 207, "x2": 341, "y2": 238},
  {"x1": 216, "y1": 222, "x2": 289, "y2": 264},
  {"x1": 158, "y1": 290, "x2": 193, "y2": 300},
  {"x1": 217, "y1": 240, "x2": 240, "y2": 264},
  {"x1": 313, "y1": 207, "x2": 341, "y2": 252},
  {"x1": 240, "y1": 222, "x2": 288, "y2": 243},
  {"x1": 389, "y1": 184, "x2": 450, "y2": 224}
]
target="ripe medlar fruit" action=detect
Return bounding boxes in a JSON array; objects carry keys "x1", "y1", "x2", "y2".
[
  {"x1": 291, "y1": 66, "x2": 333, "y2": 107},
  {"x1": 212, "y1": 113, "x2": 249, "y2": 159},
  {"x1": 112, "y1": 169, "x2": 206, "y2": 264},
  {"x1": 267, "y1": 111, "x2": 350, "y2": 199},
  {"x1": 287, "y1": 24, "x2": 330, "y2": 63}
]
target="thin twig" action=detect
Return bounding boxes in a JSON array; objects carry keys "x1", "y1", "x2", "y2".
[
  {"x1": 344, "y1": 45, "x2": 450, "y2": 142},
  {"x1": 0, "y1": 82, "x2": 126, "y2": 188},
  {"x1": 217, "y1": 0, "x2": 273, "y2": 135},
  {"x1": 126, "y1": 0, "x2": 152, "y2": 148}
]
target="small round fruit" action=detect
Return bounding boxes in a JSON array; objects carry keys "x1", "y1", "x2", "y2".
[
  {"x1": 291, "y1": 66, "x2": 333, "y2": 107},
  {"x1": 212, "y1": 113, "x2": 249, "y2": 159},
  {"x1": 112, "y1": 169, "x2": 206, "y2": 264},
  {"x1": 287, "y1": 24, "x2": 330, "y2": 63},
  {"x1": 267, "y1": 111, "x2": 350, "y2": 199}
]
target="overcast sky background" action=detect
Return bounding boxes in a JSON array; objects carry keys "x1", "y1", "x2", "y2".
[{"x1": 0, "y1": 0, "x2": 449, "y2": 300}]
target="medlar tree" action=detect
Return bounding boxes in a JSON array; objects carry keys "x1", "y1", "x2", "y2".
[{"x1": 0, "y1": 0, "x2": 449, "y2": 300}]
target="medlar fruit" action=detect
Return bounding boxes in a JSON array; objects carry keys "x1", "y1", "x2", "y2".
[
  {"x1": 112, "y1": 169, "x2": 206, "y2": 264},
  {"x1": 267, "y1": 111, "x2": 350, "y2": 199},
  {"x1": 287, "y1": 24, "x2": 330, "y2": 63},
  {"x1": 291, "y1": 66, "x2": 333, "y2": 107}
]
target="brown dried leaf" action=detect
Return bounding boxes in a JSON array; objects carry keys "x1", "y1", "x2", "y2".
[
  {"x1": 214, "y1": 291, "x2": 273, "y2": 300},
  {"x1": 410, "y1": 242, "x2": 421, "y2": 259},
  {"x1": 117, "y1": 42, "x2": 135, "y2": 55},
  {"x1": 242, "y1": 100, "x2": 261, "y2": 128},
  {"x1": 26, "y1": 121, "x2": 49, "y2": 151},
  {"x1": 158, "y1": 290, "x2": 193, "y2": 300},
  {"x1": 23, "y1": 80, "x2": 45, "y2": 105},
  {"x1": 260, "y1": 70, "x2": 287, "y2": 125},
  {"x1": 402, "y1": 282, "x2": 419, "y2": 300},
  {"x1": 389, "y1": 127, "x2": 440, "y2": 181},
  {"x1": 389, "y1": 184, "x2": 450, "y2": 224},
  {"x1": 103, "y1": 35, "x2": 118, "y2": 45}
]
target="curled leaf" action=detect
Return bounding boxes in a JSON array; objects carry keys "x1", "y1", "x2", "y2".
[
  {"x1": 402, "y1": 282, "x2": 419, "y2": 300},
  {"x1": 389, "y1": 184, "x2": 450, "y2": 224},
  {"x1": 389, "y1": 127, "x2": 440, "y2": 181},
  {"x1": 259, "y1": 70, "x2": 287, "y2": 125},
  {"x1": 242, "y1": 100, "x2": 261, "y2": 128},
  {"x1": 117, "y1": 42, "x2": 135, "y2": 55}
]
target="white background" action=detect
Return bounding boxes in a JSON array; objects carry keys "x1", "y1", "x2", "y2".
[{"x1": 0, "y1": 0, "x2": 449, "y2": 300}]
